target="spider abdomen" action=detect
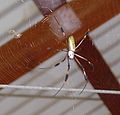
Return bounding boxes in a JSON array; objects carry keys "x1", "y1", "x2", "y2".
[{"x1": 68, "y1": 36, "x2": 76, "y2": 51}]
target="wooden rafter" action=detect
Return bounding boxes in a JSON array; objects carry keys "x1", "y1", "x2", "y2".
[{"x1": 0, "y1": 0, "x2": 120, "y2": 114}]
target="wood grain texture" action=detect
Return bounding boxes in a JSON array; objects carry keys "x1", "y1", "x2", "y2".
[
  {"x1": 0, "y1": 0, "x2": 119, "y2": 84},
  {"x1": 0, "y1": 0, "x2": 120, "y2": 114},
  {"x1": 33, "y1": 0, "x2": 66, "y2": 15},
  {"x1": 76, "y1": 37, "x2": 120, "y2": 115},
  {"x1": 0, "y1": 21, "x2": 66, "y2": 83}
]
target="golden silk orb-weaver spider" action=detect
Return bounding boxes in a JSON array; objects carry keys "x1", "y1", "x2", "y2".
[
  {"x1": 39, "y1": 5, "x2": 94, "y2": 96},
  {"x1": 40, "y1": 30, "x2": 94, "y2": 96}
]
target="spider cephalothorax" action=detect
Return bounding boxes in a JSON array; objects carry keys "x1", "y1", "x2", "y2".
[{"x1": 40, "y1": 30, "x2": 94, "y2": 96}]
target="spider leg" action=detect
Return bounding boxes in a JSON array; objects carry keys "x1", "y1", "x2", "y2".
[
  {"x1": 39, "y1": 56, "x2": 66, "y2": 69},
  {"x1": 54, "y1": 56, "x2": 70, "y2": 96},
  {"x1": 39, "y1": 49, "x2": 68, "y2": 69},
  {"x1": 75, "y1": 53, "x2": 94, "y2": 71},
  {"x1": 75, "y1": 29, "x2": 90, "y2": 50},
  {"x1": 41, "y1": 7, "x2": 53, "y2": 13},
  {"x1": 75, "y1": 57, "x2": 88, "y2": 95}
]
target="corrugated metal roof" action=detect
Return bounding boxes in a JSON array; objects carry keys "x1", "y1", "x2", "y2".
[{"x1": 0, "y1": 0, "x2": 120, "y2": 114}]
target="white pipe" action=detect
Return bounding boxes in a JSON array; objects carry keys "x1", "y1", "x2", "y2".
[{"x1": 0, "y1": 84, "x2": 120, "y2": 95}]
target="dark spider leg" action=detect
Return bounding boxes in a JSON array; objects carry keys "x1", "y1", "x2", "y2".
[
  {"x1": 54, "y1": 56, "x2": 70, "y2": 96},
  {"x1": 75, "y1": 57, "x2": 88, "y2": 95},
  {"x1": 39, "y1": 56, "x2": 66, "y2": 69},
  {"x1": 54, "y1": 16, "x2": 66, "y2": 37},
  {"x1": 75, "y1": 53, "x2": 94, "y2": 71},
  {"x1": 75, "y1": 29, "x2": 90, "y2": 50}
]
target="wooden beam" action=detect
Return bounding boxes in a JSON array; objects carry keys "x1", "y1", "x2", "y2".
[
  {"x1": 0, "y1": 21, "x2": 65, "y2": 83},
  {"x1": 70, "y1": 0, "x2": 120, "y2": 40},
  {"x1": 0, "y1": 0, "x2": 119, "y2": 83},
  {"x1": 33, "y1": 0, "x2": 66, "y2": 15},
  {"x1": 0, "y1": 0, "x2": 120, "y2": 114},
  {"x1": 75, "y1": 36, "x2": 120, "y2": 115}
]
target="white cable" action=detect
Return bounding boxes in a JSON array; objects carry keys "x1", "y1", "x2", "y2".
[{"x1": 0, "y1": 84, "x2": 120, "y2": 95}]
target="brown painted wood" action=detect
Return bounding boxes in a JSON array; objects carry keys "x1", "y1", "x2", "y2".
[
  {"x1": 33, "y1": 0, "x2": 66, "y2": 16},
  {"x1": 0, "y1": 0, "x2": 120, "y2": 114},
  {"x1": 75, "y1": 36, "x2": 120, "y2": 115},
  {"x1": 70, "y1": 0, "x2": 120, "y2": 41},
  {"x1": 0, "y1": 22, "x2": 66, "y2": 84}
]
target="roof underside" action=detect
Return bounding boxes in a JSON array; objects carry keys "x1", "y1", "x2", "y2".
[{"x1": 0, "y1": 0, "x2": 120, "y2": 115}]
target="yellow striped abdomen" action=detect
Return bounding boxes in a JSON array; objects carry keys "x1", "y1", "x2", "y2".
[{"x1": 68, "y1": 36, "x2": 76, "y2": 51}]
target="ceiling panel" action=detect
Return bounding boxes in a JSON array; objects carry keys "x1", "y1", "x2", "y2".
[{"x1": 0, "y1": 0, "x2": 120, "y2": 115}]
